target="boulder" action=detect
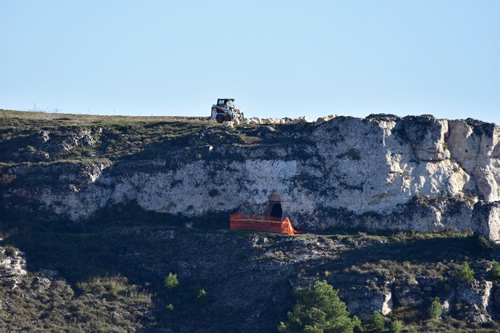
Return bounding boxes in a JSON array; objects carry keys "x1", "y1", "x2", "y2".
[
  {"x1": 316, "y1": 114, "x2": 337, "y2": 124},
  {"x1": 473, "y1": 201, "x2": 500, "y2": 242},
  {"x1": 339, "y1": 276, "x2": 393, "y2": 320},
  {"x1": 456, "y1": 280, "x2": 493, "y2": 312},
  {"x1": 393, "y1": 282, "x2": 423, "y2": 307},
  {"x1": 292, "y1": 116, "x2": 311, "y2": 124},
  {"x1": 0, "y1": 247, "x2": 27, "y2": 289}
]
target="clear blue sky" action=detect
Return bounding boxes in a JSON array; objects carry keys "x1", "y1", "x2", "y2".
[{"x1": 2, "y1": 1, "x2": 499, "y2": 123}]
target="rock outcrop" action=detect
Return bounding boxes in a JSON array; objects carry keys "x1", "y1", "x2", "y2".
[
  {"x1": 2, "y1": 114, "x2": 500, "y2": 240},
  {"x1": 0, "y1": 247, "x2": 27, "y2": 289}
]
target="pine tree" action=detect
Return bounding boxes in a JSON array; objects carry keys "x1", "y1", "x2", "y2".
[
  {"x1": 490, "y1": 260, "x2": 500, "y2": 280},
  {"x1": 455, "y1": 262, "x2": 474, "y2": 283},
  {"x1": 164, "y1": 272, "x2": 179, "y2": 290},
  {"x1": 390, "y1": 320, "x2": 401, "y2": 333},
  {"x1": 428, "y1": 297, "x2": 443, "y2": 319},
  {"x1": 278, "y1": 280, "x2": 357, "y2": 333},
  {"x1": 372, "y1": 311, "x2": 384, "y2": 332}
]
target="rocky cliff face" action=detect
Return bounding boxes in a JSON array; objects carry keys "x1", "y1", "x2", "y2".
[
  {"x1": 0, "y1": 246, "x2": 26, "y2": 289},
  {"x1": 2, "y1": 113, "x2": 500, "y2": 240},
  {"x1": 3, "y1": 111, "x2": 500, "y2": 331}
]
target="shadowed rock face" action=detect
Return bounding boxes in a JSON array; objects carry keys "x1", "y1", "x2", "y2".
[
  {"x1": 2, "y1": 114, "x2": 500, "y2": 240},
  {"x1": 403, "y1": 115, "x2": 450, "y2": 161}
]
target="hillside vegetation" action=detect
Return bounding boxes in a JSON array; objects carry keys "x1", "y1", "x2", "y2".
[
  {"x1": 2, "y1": 110, "x2": 500, "y2": 332},
  {"x1": 0, "y1": 109, "x2": 215, "y2": 165}
]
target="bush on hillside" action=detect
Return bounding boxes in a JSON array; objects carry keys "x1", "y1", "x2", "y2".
[
  {"x1": 278, "y1": 280, "x2": 357, "y2": 333},
  {"x1": 490, "y1": 260, "x2": 500, "y2": 280},
  {"x1": 372, "y1": 311, "x2": 384, "y2": 332},
  {"x1": 428, "y1": 297, "x2": 443, "y2": 319},
  {"x1": 455, "y1": 262, "x2": 474, "y2": 283},
  {"x1": 164, "y1": 273, "x2": 179, "y2": 290},
  {"x1": 390, "y1": 320, "x2": 401, "y2": 333}
]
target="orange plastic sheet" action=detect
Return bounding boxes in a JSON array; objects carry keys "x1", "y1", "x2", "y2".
[{"x1": 230, "y1": 212, "x2": 302, "y2": 235}]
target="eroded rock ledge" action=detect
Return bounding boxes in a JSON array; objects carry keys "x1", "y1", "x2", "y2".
[{"x1": 2, "y1": 114, "x2": 500, "y2": 240}]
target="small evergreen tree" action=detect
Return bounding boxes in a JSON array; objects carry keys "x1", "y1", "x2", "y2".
[
  {"x1": 490, "y1": 260, "x2": 500, "y2": 280},
  {"x1": 164, "y1": 272, "x2": 179, "y2": 290},
  {"x1": 372, "y1": 311, "x2": 384, "y2": 332},
  {"x1": 428, "y1": 297, "x2": 442, "y2": 319},
  {"x1": 477, "y1": 234, "x2": 492, "y2": 249},
  {"x1": 390, "y1": 320, "x2": 401, "y2": 333},
  {"x1": 455, "y1": 262, "x2": 474, "y2": 283},
  {"x1": 278, "y1": 280, "x2": 356, "y2": 333},
  {"x1": 352, "y1": 316, "x2": 362, "y2": 333},
  {"x1": 196, "y1": 287, "x2": 209, "y2": 306}
]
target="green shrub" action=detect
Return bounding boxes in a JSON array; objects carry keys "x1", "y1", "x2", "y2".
[
  {"x1": 477, "y1": 235, "x2": 493, "y2": 250},
  {"x1": 455, "y1": 262, "x2": 474, "y2": 283},
  {"x1": 196, "y1": 288, "x2": 209, "y2": 306},
  {"x1": 166, "y1": 304, "x2": 174, "y2": 311},
  {"x1": 372, "y1": 311, "x2": 384, "y2": 332},
  {"x1": 278, "y1": 280, "x2": 356, "y2": 333},
  {"x1": 103, "y1": 281, "x2": 119, "y2": 300},
  {"x1": 390, "y1": 320, "x2": 401, "y2": 333},
  {"x1": 164, "y1": 273, "x2": 179, "y2": 290},
  {"x1": 352, "y1": 316, "x2": 362, "y2": 333},
  {"x1": 490, "y1": 260, "x2": 500, "y2": 280},
  {"x1": 428, "y1": 297, "x2": 442, "y2": 319},
  {"x1": 3, "y1": 246, "x2": 16, "y2": 257},
  {"x1": 477, "y1": 234, "x2": 493, "y2": 249}
]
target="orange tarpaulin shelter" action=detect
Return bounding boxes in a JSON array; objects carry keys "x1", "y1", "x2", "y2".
[{"x1": 230, "y1": 212, "x2": 302, "y2": 235}]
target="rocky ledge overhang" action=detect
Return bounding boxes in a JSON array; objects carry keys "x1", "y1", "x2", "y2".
[{"x1": 2, "y1": 114, "x2": 500, "y2": 241}]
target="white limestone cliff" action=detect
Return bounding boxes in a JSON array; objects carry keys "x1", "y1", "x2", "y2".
[{"x1": 4, "y1": 114, "x2": 500, "y2": 241}]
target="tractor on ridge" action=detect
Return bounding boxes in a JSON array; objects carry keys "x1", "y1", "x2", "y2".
[{"x1": 210, "y1": 98, "x2": 244, "y2": 123}]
